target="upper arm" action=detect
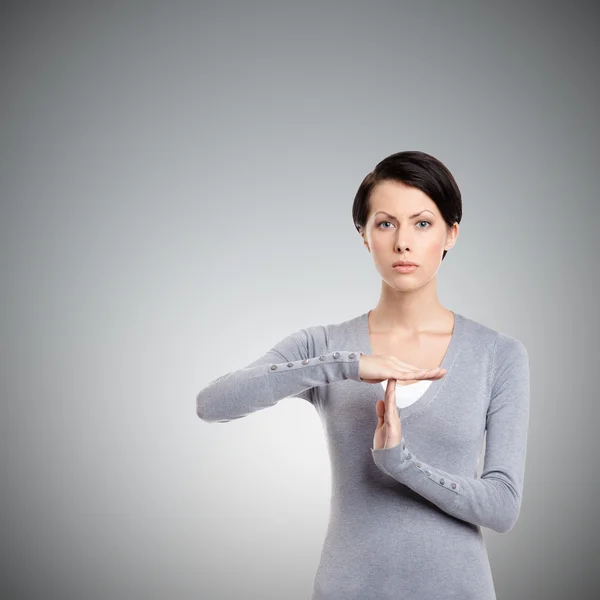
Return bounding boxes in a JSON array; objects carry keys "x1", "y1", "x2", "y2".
[{"x1": 483, "y1": 333, "x2": 531, "y2": 502}]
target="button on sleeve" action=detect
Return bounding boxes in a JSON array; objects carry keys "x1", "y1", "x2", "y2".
[
  {"x1": 370, "y1": 335, "x2": 530, "y2": 534},
  {"x1": 196, "y1": 325, "x2": 362, "y2": 422}
]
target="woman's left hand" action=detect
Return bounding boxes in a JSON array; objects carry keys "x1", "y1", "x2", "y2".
[{"x1": 373, "y1": 378, "x2": 403, "y2": 450}]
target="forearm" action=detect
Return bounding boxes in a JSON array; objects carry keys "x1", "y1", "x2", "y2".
[
  {"x1": 197, "y1": 349, "x2": 363, "y2": 422},
  {"x1": 372, "y1": 438, "x2": 523, "y2": 533}
]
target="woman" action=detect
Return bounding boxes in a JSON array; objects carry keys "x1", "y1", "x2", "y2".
[{"x1": 196, "y1": 150, "x2": 530, "y2": 600}]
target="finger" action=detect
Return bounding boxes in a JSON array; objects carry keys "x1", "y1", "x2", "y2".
[
  {"x1": 385, "y1": 380, "x2": 398, "y2": 421},
  {"x1": 385, "y1": 378, "x2": 396, "y2": 409},
  {"x1": 429, "y1": 367, "x2": 447, "y2": 378},
  {"x1": 409, "y1": 367, "x2": 447, "y2": 380}
]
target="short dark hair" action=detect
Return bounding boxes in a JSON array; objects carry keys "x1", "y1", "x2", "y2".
[{"x1": 352, "y1": 151, "x2": 462, "y2": 261}]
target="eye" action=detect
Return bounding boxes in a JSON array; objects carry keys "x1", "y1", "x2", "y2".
[{"x1": 377, "y1": 220, "x2": 432, "y2": 229}]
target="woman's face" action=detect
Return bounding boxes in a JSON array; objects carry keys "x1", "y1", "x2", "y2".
[{"x1": 361, "y1": 180, "x2": 458, "y2": 290}]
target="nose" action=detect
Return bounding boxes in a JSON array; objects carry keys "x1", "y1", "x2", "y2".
[{"x1": 394, "y1": 225, "x2": 414, "y2": 252}]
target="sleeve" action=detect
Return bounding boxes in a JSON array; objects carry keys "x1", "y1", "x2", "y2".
[
  {"x1": 196, "y1": 325, "x2": 364, "y2": 423},
  {"x1": 370, "y1": 333, "x2": 530, "y2": 534}
]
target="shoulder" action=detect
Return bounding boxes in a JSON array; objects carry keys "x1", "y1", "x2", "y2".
[
  {"x1": 492, "y1": 330, "x2": 529, "y2": 386},
  {"x1": 460, "y1": 313, "x2": 527, "y2": 355},
  {"x1": 462, "y1": 316, "x2": 529, "y2": 397},
  {"x1": 458, "y1": 313, "x2": 528, "y2": 390}
]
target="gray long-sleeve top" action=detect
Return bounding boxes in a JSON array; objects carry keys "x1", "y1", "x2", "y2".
[{"x1": 196, "y1": 310, "x2": 530, "y2": 600}]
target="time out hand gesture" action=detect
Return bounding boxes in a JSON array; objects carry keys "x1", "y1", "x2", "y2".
[{"x1": 370, "y1": 361, "x2": 447, "y2": 451}]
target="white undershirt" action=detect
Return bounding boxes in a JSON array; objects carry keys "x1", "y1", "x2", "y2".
[{"x1": 380, "y1": 379, "x2": 433, "y2": 409}]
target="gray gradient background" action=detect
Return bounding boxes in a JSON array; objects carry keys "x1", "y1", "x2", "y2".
[{"x1": 1, "y1": 1, "x2": 598, "y2": 599}]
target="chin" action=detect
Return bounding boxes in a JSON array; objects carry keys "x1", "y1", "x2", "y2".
[{"x1": 383, "y1": 276, "x2": 421, "y2": 289}]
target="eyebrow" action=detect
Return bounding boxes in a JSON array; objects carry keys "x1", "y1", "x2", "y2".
[{"x1": 374, "y1": 210, "x2": 435, "y2": 219}]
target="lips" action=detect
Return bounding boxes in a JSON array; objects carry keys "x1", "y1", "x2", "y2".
[{"x1": 393, "y1": 261, "x2": 418, "y2": 267}]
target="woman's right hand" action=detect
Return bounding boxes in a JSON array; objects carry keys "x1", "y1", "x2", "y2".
[{"x1": 358, "y1": 353, "x2": 447, "y2": 384}]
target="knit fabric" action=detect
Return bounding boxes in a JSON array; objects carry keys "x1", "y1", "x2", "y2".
[{"x1": 196, "y1": 311, "x2": 530, "y2": 599}]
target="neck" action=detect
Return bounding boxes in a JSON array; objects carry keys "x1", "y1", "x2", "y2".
[{"x1": 369, "y1": 279, "x2": 452, "y2": 335}]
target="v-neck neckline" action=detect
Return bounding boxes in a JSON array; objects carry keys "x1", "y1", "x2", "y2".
[{"x1": 356, "y1": 309, "x2": 466, "y2": 421}]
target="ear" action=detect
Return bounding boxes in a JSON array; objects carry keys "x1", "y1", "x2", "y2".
[
  {"x1": 444, "y1": 222, "x2": 459, "y2": 252},
  {"x1": 359, "y1": 228, "x2": 370, "y2": 253}
]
